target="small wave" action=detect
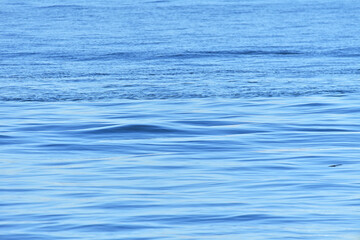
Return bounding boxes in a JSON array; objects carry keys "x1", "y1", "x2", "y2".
[
  {"x1": 78, "y1": 52, "x2": 149, "y2": 62},
  {"x1": 1, "y1": 52, "x2": 39, "y2": 59},
  {"x1": 175, "y1": 120, "x2": 239, "y2": 127},
  {"x1": 39, "y1": 4, "x2": 87, "y2": 10},
  {"x1": 58, "y1": 223, "x2": 158, "y2": 232},
  {"x1": 329, "y1": 47, "x2": 360, "y2": 57},
  {"x1": 0, "y1": 134, "x2": 13, "y2": 139},
  {"x1": 145, "y1": 0, "x2": 170, "y2": 3},
  {"x1": 284, "y1": 127, "x2": 353, "y2": 133},
  {"x1": 46, "y1": 49, "x2": 301, "y2": 62},
  {"x1": 0, "y1": 233, "x2": 51, "y2": 240},
  {"x1": 131, "y1": 213, "x2": 283, "y2": 225},
  {"x1": 158, "y1": 50, "x2": 301, "y2": 59},
  {"x1": 80, "y1": 124, "x2": 188, "y2": 136}
]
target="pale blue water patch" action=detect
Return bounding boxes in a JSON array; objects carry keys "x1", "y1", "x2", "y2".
[
  {"x1": 1, "y1": 0, "x2": 360, "y2": 239},
  {"x1": 2, "y1": 97, "x2": 360, "y2": 239}
]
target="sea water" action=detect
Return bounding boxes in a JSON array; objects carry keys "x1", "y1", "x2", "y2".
[{"x1": 1, "y1": 0, "x2": 360, "y2": 239}]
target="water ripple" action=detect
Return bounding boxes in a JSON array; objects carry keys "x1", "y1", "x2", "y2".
[{"x1": 2, "y1": 0, "x2": 360, "y2": 239}]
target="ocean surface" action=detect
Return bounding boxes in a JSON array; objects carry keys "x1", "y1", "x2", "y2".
[{"x1": 1, "y1": 0, "x2": 360, "y2": 239}]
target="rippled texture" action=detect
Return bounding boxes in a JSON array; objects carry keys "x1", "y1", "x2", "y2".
[
  {"x1": 2, "y1": 0, "x2": 360, "y2": 101},
  {"x1": 1, "y1": 0, "x2": 360, "y2": 239}
]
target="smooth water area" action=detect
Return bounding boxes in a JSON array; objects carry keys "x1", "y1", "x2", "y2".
[{"x1": 1, "y1": 0, "x2": 360, "y2": 239}]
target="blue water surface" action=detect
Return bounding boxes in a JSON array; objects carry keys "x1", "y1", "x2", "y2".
[{"x1": 1, "y1": 0, "x2": 360, "y2": 239}]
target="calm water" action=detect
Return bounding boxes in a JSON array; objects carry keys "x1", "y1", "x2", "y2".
[{"x1": 1, "y1": 0, "x2": 360, "y2": 239}]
